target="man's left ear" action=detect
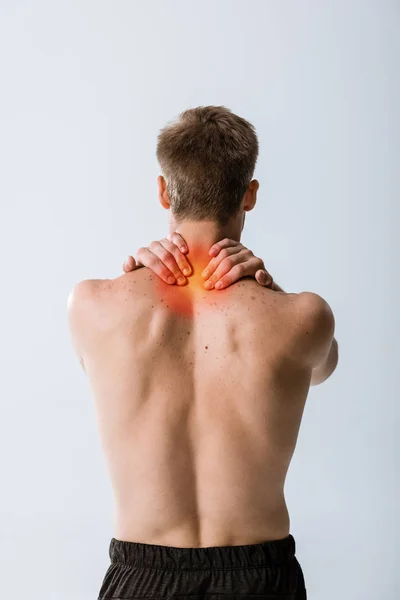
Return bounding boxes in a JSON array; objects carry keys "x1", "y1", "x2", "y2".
[{"x1": 243, "y1": 179, "x2": 259, "y2": 212}]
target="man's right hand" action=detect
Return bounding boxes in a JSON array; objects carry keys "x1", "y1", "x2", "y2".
[
  {"x1": 123, "y1": 234, "x2": 274, "y2": 290},
  {"x1": 123, "y1": 233, "x2": 192, "y2": 286}
]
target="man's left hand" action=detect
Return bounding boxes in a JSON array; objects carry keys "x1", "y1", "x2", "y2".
[{"x1": 201, "y1": 238, "x2": 273, "y2": 290}]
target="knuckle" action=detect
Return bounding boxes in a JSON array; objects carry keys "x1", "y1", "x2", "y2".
[
  {"x1": 204, "y1": 261, "x2": 216, "y2": 275},
  {"x1": 146, "y1": 254, "x2": 158, "y2": 266},
  {"x1": 165, "y1": 238, "x2": 179, "y2": 252},
  {"x1": 171, "y1": 234, "x2": 182, "y2": 246},
  {"x1": 231, "y1": 265, "x2": 244, "y2": 278},
  {"x1": 231, "y1": 264, "x2": 242, "y2": 277},
  {"x1": 159, "y1": 248, "x2": 172, "y2": 262},
  {"x1": 169, "y1": 244, "x2": 181, "y2": 258},
  {"x1": 163, "y1": 256, "x2": 178, "y2": 271},
  {"x1": 162, "y1": 240, "x2": 175, "y2": 254},
  {"x1": 209, "y1": 275, "x2": 218, "y2": 284},
  {"x1": 221, "y1": 256, "x2": 234, "y2": 270}
]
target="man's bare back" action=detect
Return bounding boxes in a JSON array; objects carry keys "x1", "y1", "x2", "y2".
[{"x1": 70, "y1": 264, "x2": 335, "y2": 548}]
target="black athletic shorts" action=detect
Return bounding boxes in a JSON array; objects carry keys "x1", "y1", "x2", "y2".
[{"x1": 97, "y1": 533, "x2": 307, "y2": 599}]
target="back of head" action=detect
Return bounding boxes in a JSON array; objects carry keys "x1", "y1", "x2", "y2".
[{"x1": 156, "y1": 106, "x2": 259, "y2": 226}]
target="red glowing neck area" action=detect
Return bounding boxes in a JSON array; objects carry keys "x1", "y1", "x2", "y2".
[
  {"x1": 171, "y1": 218, "x2": 242, "y2": 274},
  {"x1": 184, "y1": 241, "x2": 215, "y2": 277}
]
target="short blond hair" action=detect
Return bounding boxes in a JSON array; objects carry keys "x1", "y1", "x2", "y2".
[{"x1": 156, "y1": 106, "x2": 259, "y2": 226}]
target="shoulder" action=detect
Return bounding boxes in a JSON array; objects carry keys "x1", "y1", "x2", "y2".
[
  {"x1": 285, "y1": 291, "x2": 335, "y2": 365},
  {"x1": 294, "y1": 292, "x2": 335, "y2": 332},
  {"x1": 67, "y1": 278, "x2": 110, "y2": 313},
  {"x1": 67, "y1": 272, "x2": 148, "y2": 322},
  {"x1": 67, "y1": 278, "x2": 117, "y2": 358}
]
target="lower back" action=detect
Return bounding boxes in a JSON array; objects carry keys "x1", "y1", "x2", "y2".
[{"x1": 85, "y1": 270, "x2": 310, "y2": 546}]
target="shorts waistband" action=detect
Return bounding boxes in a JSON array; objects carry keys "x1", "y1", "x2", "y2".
[{"x1": 109, "y1": 534, "x2": 296, "y2": 570}]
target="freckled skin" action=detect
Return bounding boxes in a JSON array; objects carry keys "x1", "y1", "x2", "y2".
[{"x1": 79, "y1": 269, "x2": 316, "y2": 547}]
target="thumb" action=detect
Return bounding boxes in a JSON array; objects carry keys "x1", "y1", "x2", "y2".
[
  {"x1": 123, "y1": 255, "x2": 137, "y2": 273},
  {"x1": 255, "y1": 269, "x2": 271, "y2": 287}
]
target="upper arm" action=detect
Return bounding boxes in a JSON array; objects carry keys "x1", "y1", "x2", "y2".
[
  {"x1": 67, "y1": 279, "x2": 102, "y2": 373},
  {"x1": 293, "y1": 291, "x2": 336, "y2": 370}
]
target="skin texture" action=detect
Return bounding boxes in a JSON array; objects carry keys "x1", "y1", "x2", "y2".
[
  {"x1": 68, "y1": 178, "x2": 338, "y2": 547},
  {"x1": 68, "y1": 262, "x2": 337, "y2": 547},
  {"x1": 120, "y1": 232, "x2": 338, "y2": 387}
]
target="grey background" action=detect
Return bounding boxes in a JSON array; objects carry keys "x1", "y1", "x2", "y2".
[{"x1": 0, "y1": 1, "x2": 398, "y2": 598}]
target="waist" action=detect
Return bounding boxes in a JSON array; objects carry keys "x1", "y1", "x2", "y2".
[
  {"x1": 114, "y1": 500, "x2": 290, "y2": 549},
  {"x1": 107, "y1": 533, "x2": 296, "y2": 570}
]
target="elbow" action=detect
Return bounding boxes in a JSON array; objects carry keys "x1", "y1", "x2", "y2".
[{"x1": 310, "y1": 338, "x2": 339, "y2": 386}]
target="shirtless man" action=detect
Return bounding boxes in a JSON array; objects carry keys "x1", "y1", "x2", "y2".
[{"x1": 68, "y1": 106, "x2": 338, "y2": 599}]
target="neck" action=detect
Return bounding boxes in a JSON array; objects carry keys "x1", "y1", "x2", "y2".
[{"x1": 170, "y1": 217, "x2": 243, "y2": 275}]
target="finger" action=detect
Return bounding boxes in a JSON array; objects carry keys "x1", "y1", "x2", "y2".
[
  {"x1": 148, "y1": 241, "x2": 188, "y2": 285},
  {"x1": 122, "y1": 255, "x2": 136, "y2": 273},
  {"x1": 208, "y1": 238, "x2": 240, "y2": 257},
  {"x1": 204, "y1": 251, "x2": 252, "y2": 289},
  {"x1": 255, "y1": 269, "x2": 273, "y2": 287},
  {"x1": 212, "y1": 257, "x2": 263, "y2": 290},
  {"x1": 213, "y1": 264, "x2": 250, "y2": 289},
  {"x1": 159, "y1": 239, "x2": 192, "y2": 277},
  {"x1": 166, "y1": 232, "x2": 188, "y2": 253},
  {"x1": 136, "y1": 247, "x2": 177, "y2": 284},
  {"x1": 202, "y1": 245, "x2": 243, "y2": 280}
]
